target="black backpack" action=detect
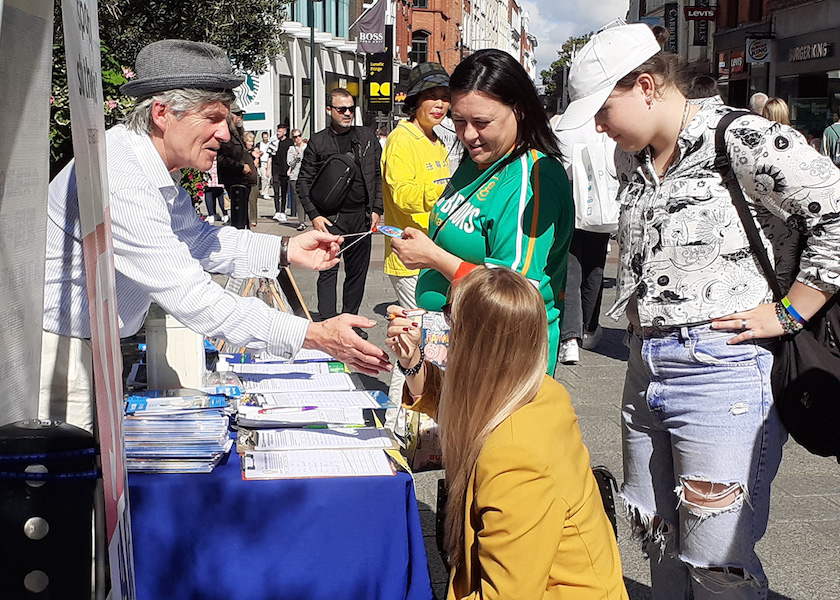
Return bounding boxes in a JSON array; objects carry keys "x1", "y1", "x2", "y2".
[{"x1": 309, "y1": 153, "x2": 356, "y2": 215}]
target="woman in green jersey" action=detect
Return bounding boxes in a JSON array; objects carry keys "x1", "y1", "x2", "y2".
[{"x1": 392, "y1": 49, "x2": 574, "y2": 373}]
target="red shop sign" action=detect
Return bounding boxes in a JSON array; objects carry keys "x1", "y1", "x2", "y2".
[{"x1": 730, "y1": 50, "x2": 746, "y2": 74}]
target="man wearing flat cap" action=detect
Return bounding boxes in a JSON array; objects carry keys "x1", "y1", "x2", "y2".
[{"x1": 41, "y1": 40, "x2": 390, "y2": 432}]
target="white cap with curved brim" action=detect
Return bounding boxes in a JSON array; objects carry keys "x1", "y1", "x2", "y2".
[{"x1": 555, "y1": 23, "x2": 662, "y2": 131}]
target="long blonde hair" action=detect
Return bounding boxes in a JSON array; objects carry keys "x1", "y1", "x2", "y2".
[{"x1": 437, "y1": 267, "x2": 548, "y2": 567}]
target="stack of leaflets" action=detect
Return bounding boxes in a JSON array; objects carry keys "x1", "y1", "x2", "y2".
[
  {"x1": 124, "y1": 389, "x2": 233, "y2": 474},
  {"x1": 214, "y1": 349, "x2": 404, "y2": 479},
  {"x1": 235, "y1": 390, "x2": 402, "y2": 480}
]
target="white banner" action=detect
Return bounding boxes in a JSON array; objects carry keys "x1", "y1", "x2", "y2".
[
  {"x1": 0, "y1": 0, "x2": 52, "y2": 425},
  {"x1": 60, "y1": 0, "x2": 135, "y2": 597}
]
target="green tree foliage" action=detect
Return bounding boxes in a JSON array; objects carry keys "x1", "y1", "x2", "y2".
[
  {"x1": 51, "y1": 0, "x2": 289, "y2": 174},
  {"x1": 97, "y1": 0, "x2": 289, "y2": 74},
  {"x1": 540, "y1": 33, "x2": 592, "y2": 98}
]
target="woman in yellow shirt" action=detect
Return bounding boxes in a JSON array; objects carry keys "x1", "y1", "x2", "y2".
[
  {"x1": 387, "y1": 267, "x2": 628, "y2": 600},
  {"x1": 382, "y1": 61, "x2": 452, "y2": 400}
]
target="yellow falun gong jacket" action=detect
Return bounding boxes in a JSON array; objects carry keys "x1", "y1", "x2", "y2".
[{"x1": 381, "y1": 120, "x2": 451, "y2": 276}]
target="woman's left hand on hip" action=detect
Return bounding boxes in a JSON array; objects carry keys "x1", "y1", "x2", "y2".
[{"x1": 711, "y1": 302, "x2": 785, "y2": 344}]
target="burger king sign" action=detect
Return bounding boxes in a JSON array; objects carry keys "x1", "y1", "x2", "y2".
[{"x1": 747, "y1": 38, "x2": 771, "y2": 64}]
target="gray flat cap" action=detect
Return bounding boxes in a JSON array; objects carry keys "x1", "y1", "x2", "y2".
[{"x1": 120, "y1": 40, "x2": 245, "y2": 97}]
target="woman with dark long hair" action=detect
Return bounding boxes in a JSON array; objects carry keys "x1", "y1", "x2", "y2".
[
  {"x1": 387, "y1": 267, "x2": 628, "y2": 599},
  {"x1": 391, "y1": 49, "x2": 574, "y2": 373}
]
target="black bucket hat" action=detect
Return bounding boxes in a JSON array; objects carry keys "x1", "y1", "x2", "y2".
[{"x1": 405, "y1": 62, "x2": 450, "y2": 100}]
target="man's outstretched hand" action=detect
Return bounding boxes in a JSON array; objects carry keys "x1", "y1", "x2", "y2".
[
  {"x1": 287, "y1": 230, "x2": 344, "y2": 271},
  {"x1": 304, "y1": 314, "x2": 391, "y2": 375}
]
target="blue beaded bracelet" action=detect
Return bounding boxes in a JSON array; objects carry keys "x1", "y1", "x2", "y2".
[{"x1": 781, "y1": 296, "x2": 807, "y2": 325}]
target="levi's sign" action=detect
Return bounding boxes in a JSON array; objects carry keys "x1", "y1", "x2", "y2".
[{"x1": 684, "y1": 6, "x2": 716, "y2": 20}]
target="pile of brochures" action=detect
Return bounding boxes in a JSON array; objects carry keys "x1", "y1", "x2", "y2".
[
  {"x1": 124, "y1": 388, "x2": 233, "y2": 474},
  {"x1": 218, "y1": 350, "x2": 402, "y2": 480}
]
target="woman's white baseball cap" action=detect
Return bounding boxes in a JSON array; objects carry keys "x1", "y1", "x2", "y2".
[{"x1": 555, "y1": 23, "x2": 662, "y2": 131}]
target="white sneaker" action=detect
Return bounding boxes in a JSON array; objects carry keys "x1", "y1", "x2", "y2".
[
  {"x1": 205, "y1": 215, "x2": 215, "y2": 223},
  {"x1": 582, "y1": 325, "x2": 604, "y2": 350},
  {"x1": 221, "y1": 214, "x2": 229, "y2": 224},
  {"x1": 277, "y1": 213, "x2": 287, "y2": 222},
  {"x1": 558, "y1": 339, "x2": 580, "y2": 365}
]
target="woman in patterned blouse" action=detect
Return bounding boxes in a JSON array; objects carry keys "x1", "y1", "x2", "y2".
[{"x1": 556, "y1": 23, "x2": 840, "y2": 600}]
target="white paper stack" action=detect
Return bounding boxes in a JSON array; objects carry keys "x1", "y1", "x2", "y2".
[
  {"x1": 241, "y1": 448, "x2": 395, "y2": 479},
  {"x1": 238, "y1": 372, "x2": 356, "y2": 394}
]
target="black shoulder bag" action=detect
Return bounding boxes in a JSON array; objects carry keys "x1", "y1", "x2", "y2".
[{"x1": 715, "y1": 110, "x2": 840, "y2": 461}]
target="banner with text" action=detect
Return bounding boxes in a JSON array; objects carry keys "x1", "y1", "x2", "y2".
[
  {"x1": 61, "y1": 0, "x2": 135, "y2": 597},
  {"x1": 366, "y1": 26, "x2": 393, "y2": 114},
  {"x1": 352, "y1": 0, "x2": 386, "y2": 54},
  {"x1": 691, "y1": 0, "x2": 710, "y2": 47},
  {"x1": 0, "y1": 0, "x2": 52, "y2": 426},
  {"x1": 663, "y1": 3, "x2": 679, "y2": 54}
]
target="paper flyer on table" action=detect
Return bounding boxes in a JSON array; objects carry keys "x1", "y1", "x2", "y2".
[
  {"x1": 287, "y1": 348, "x2": 336, "y2": 362},
  {"x1": 237, "y1": 406, "x2": 365, "y2": 426},
  {"x1": 258, "y1": 391, "x2": 392, "y2": 409},
  {"x1": 239, "y1": 427, "x2": 395, "y2": 451},
  {"x1": 218, "y1": 348, "x2": 336, "y2": 364},
  {"x1": 230, "y1": 362, "x2": 333, "y2": 375},
  {"x1": 240, "y1": 373, "x2": 356, "y2": 393},
  {"x1": 242, "y1": 448, "x2": 395, "y2": 479}
]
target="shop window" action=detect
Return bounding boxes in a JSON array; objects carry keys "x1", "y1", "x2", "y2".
[{"x1": 411, "y1": 31, "x2": 429, "y2": 64}]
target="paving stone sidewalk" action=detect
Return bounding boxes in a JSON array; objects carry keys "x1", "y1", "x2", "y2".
[{"x1": 248, "y1": 197, "x2": 839, "y2": 599}]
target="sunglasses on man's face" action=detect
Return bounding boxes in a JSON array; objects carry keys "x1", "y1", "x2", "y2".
[
  {"x1": 293, "y1": 134, "x2": 302, "y2": 138},
  {"x1": 330, "y1": 105, "x2": 355, "y2": 114}
]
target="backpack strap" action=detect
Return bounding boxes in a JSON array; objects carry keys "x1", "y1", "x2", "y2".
[{"x1": 714, "y1": 110, "x2": 784, "y2": 301}]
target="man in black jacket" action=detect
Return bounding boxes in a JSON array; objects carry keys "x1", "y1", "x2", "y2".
[
  {"x1": 267, "y1": 123, "x2": 294, "y2": 222},
  {"x1": 217, "y1": 103, "x2": 258, "y2": 229},
  {"x1": 298, "y1": 89, "x2": 383, "y2": 332}
]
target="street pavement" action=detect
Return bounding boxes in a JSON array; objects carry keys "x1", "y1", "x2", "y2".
[{"x1": 248, "y1": 195, "x2": 840, "y2": 600}]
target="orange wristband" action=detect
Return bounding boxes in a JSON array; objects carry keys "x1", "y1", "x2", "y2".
[{"x1": 453, "y1": 261, "x2": 477, "y2": 282}]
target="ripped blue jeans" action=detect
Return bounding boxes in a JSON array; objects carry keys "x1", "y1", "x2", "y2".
[{"x1": 621, "y1": 325, "x2": 787, "y2": 600}]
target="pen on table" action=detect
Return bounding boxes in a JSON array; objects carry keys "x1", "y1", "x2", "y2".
[{"x1": 257, "y1": 406, "x2": 317, "y2": 414}]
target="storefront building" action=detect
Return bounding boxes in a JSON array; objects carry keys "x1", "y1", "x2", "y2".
[
  {"x1": 770, "y1": 1, "x2": 840, "y2": 135},
  {"x1": 714, "y1": 21, "x2": 771, "y2": 109},
  {"x1": 232, "y1": 0, "x2": 364, "y2": 138}
]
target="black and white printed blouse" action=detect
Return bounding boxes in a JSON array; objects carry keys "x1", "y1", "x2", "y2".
[{"x1": 608, "y1": 101, "x2": 840, "y2": 327}]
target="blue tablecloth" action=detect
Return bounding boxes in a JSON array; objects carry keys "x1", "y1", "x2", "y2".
[{"x1": 128, "y1": 454, "x2": 433, "y2": 600}]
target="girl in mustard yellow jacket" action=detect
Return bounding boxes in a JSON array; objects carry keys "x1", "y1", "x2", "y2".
[{"x1": 387, "y1": 267, "x2": 628, "y2": 600}]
